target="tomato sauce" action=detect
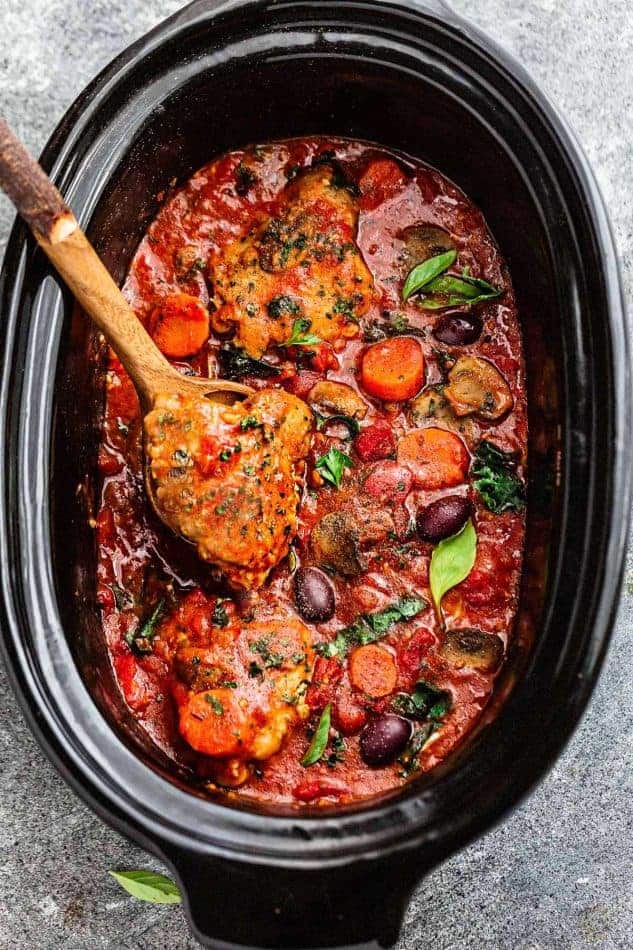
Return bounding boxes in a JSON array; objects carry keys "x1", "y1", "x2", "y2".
[{"x1": 95, "y1": 138, "x2": 526, "y2": 806}]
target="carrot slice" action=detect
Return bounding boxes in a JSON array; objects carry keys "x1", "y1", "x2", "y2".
[
  {"x1": 148, "y1": 293, "x2": 210, "y2": 358},
  {"x1": 349, "y1": 644, "x2": 397, "y2": 698},
  {"x1": 360, "y1": 337, "x2": 425, "y2": 402},
  {"x1": 178, "y1": 688, "x2": 248, "y2": 756},
  {"x1": 397, "y1": 427, "x2": 469, "y2": 489}
]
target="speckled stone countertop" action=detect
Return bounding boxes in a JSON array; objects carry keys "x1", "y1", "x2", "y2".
[{"x1": 1, "y1": 1, "x2": 632, "y2": 947}]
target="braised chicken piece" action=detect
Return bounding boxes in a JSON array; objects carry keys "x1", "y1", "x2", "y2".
[
  {"x1": 157, "y1": 592, "x2": 313, "y2": 783},
  {"x1": 144, "y1": 389, "x2": 313, "y2": 590},
  {"x1": 209, "y1": 164, "x2": 374, "y2": 356}
]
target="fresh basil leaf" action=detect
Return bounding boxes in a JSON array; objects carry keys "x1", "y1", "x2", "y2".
[
  {"x1": 393, "y1": 680, "x2": 451, "y2": 720},
  {"x1": 125, "y1": 598, "x2": 165, "y2": 655},
  {"x1": 402, "y1": 250, "x2": 457, "y2": 302},
  {"x1": 279, "y1": 318, "x2": 322, "y2": 347},
  {"x1": 429, "y1": 519, "x2": 477, "y2": 617},
  {"x1": 218, "y1": 344, "x2": 281, "y2": 380},
  {"x1": 315, "y1": 447, "x2": 354, "y2": 489},
  {"x1": 415, "y1": 273, "x2": 503, "y2": 310},
  {"x1": 314, "y1": 596, "x2": 426, "y2": 658},
  {"x1": 472, "y1": 440, "x2": 525, "y2": 513},
  {"x1": 301, "y1": 703, "x2": 332, "y2": 766},
  {"x1": 109, "y1": 870, "x2": 181, "y2": 904}
]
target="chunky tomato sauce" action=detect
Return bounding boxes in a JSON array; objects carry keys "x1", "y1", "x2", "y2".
[{"x1": 95, "y1": 138, "x2": 526, "y2": 806}]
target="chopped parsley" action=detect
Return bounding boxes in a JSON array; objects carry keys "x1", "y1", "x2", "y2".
[
  {"x1": 267, "y1": 295, "x2": 301, "y2": 319},
  {"x1": 279, "y1": 318, "x2": 322, "y2": 348},
  {"x1": 315, "y1": 447, "x2": 354, "y2": 489},
  {"x1": 205, "y1": 694, "x2": 224, "y2": 716}
]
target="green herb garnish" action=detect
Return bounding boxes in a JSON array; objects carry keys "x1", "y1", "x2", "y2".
[
  {"x1": 125, "y1": 598, "x2": 165, "y2": 655},
  {"x1": 315, "y1": 596, "x2": 426, "y2": 659},
  {"x1": 402, "y1": 250, "x2": 457, "y2": 301},
  {"x1": 397, "y1": 723, "x2": 435, "y2": 778},
  {"x1": 250, "y1": 636, "x2": 284, "y2": 669},
  {"x1": 429, "y1": 519, "x2": 477, "y2": 620},
  {"x1": 393, "y1": 680, "x2": 451, "y2": 721},
  {"x1": 205, "y1": 694, "x2": 224, "y2": 716},
  {"x1": 471, "y1": 440, "x2": 525, "y2": 513},
  {"x1": 416, "y1": 272, "x2": 503, "y2": 309},
  {"x1": 279, "y1": 318, "x2": 322, "y2": 347},
  {"x1": 109, "y1": 870, "x2": 181, "y2": 905},
  {"x1": 315, "y1": 447, "x2": 354, "y2": 489},
  {"x1": 267, "y1": 295, "x2": 301, "y2": 319},
  {"x1": 301, "y1": 704, "x2": 332, "y2": 767}
]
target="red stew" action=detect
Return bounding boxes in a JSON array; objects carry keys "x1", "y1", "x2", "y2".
[{"x1": 95, "y1": 138, "x2": 526, "y2": 806}]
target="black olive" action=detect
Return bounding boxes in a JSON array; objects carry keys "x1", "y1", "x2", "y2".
[
  {"x1": 359, "y1": 715, "x2": 412, "y2": 767},
  {"x1": 416, "y1": 495, "x2": 472, "y2": 543},
  {"x1": 433, "y1": 313, "x2": 483, "y2": 346},
  {"x1": 294, "y1": 567, "x2": 336, "y2": 622}
]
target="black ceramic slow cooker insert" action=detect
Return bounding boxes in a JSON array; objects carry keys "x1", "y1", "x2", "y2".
[{"x1": 0, "y1": 1, "x2": 629, "y2": 947}]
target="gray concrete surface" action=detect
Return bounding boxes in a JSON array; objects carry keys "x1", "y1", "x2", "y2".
[{"x1": 1, "y1": 1, "x2": 632, "y2": 946}]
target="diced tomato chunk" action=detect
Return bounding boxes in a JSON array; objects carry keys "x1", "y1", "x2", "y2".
[
  {"x1": 115, "y1": 654, "x2": 153, "y2": 713},
  {"x1": 354, "y1": 421, "x2": 396, "y2": 461},
  {"x1": 308, "y1": 343, "x2": 339, "y2": 373},
  {"x1": 398, "y1": 627, "x2": 436, "y2": 679},
  {"x1": 306, "y1": 656, "x2": 343, "y2": 711},
  {"x1": 284, "y1": 370, "x2": 323, "y2": 399},
  {"x1": 333, "y1": 685, "x2": 368, "y2": 735},
  {"x1": 293, "y1": 776, "x2": 349, "y2": 802},
  {"x1": 358, "y1": 159, "x2": 407, "y2": 210}
]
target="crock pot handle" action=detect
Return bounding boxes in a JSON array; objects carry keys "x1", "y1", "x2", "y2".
[{"x1": 170, "y1": 849, "x2": 422, "y2": 949}]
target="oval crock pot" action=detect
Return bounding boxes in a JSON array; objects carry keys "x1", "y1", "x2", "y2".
[{"x1": 0, "y1": 0, "x2": 630, "y2": 947}]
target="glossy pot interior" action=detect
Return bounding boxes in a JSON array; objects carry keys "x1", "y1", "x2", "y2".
[{"x1": 0, "y1": 1, "x2": 629, "y2": 947}]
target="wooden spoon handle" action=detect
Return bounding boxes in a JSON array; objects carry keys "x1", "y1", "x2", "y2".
[{"x1": 0, "y1": 116, "x2": 176, "y2": 405}]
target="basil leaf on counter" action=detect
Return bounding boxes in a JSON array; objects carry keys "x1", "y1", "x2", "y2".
[
  {"x1": 472, "y1": 440, "x2": 525, "y2": 513},
  {"x1": 415, "y1": 273, "x2": 503, "y2": 310},
  {"x1": 402, "y1": 249, "x2": 457, "y2": 302},
  {"x1": 429, "y1": 519, "x2": 477, "y2": 617},
  {"x1": 301, "y1": 703, "x2": 332, "y2": 766},
  {"x1": 109, "y1": 870, "x2": 182, "y2": 904},
  {"x1": 315, "y1": 447, "x2": 354, "y2": 488}
]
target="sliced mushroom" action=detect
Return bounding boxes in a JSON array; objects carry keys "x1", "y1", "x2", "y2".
[
  {"x1": 443, "y1": 356, "x2": 513, "y2": 421},
  {"x1": 307, "y1": 380, "x2": 369, "y2": 419},
  {"x1": 409, "y1": 386, "x2": 454, "y2": 426},
  {"x1": 310, "y1": 511, "x2": 365, "y2": 576},
  {"x1": 440, "y1": 628, "x2": 504, "y2": 673},
  {"x1": 400, "y1": 225, "x2": 455, "y2": 271}
]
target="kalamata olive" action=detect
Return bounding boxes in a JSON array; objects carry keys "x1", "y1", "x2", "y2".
[
  {"x1": 294, "y1": 566, "x2": 336, "y2": 622},
  {"x1": 416, "y1": 494, "x2": 472, "y2": 543},
  {"x1": 433, "y1": 312, "x2": 483, "y2": 346},
  {"x1": 359, "y1": 714, "x2": 412, "y2": 766}
]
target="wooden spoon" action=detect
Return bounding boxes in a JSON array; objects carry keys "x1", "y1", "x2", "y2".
[
  {"x1": 0, "y1": 117, "x2": 252, "y2": 409},
  {"x1": 0, "y1": 116, "x2": 254, "y2": 534}
]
